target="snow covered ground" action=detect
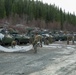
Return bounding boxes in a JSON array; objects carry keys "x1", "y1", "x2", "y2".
[{"x1": 0, "y1": 41, "x2": 76, "y2": 52}]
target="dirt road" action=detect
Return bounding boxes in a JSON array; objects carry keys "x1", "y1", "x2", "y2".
[{"x1": 0, "y1": 41, "x2": 76, "y2": 75}]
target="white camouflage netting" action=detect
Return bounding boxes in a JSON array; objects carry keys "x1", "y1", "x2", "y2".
[{"x1": 0, "y1": 45, "x2": 33, "y2": 52}]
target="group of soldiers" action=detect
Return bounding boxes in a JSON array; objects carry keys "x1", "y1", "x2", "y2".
[
  {"x1": 11, "y1": 31, "x2": 50, "y2": 53},
  {"x1": 11, "y1": 32, "x2": 76, "y2": 53},
  {"x1": 32, "y1": 32, "x2": 76, "y2": 53}
]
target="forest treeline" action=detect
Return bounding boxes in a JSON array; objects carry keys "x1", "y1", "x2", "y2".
[{"x1": 0, "y1": 0, "x2": 76, "y2": 30}]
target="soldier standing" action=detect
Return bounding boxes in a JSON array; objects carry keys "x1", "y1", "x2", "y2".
[
  {"x1": 67, "y1": 35, "x2": 70, "y2": 45},
  {"x1": 72, "y1": 34, "x2": 75, "y2": 45},
  {"x1": 43, "y1": 35, "x2": 49, "y2": 45},
  {"x1": 11, "y1": 40, "x2": 17, "y2": 48},
  {"x1": 32, "y1": 32, "x2": 42, "y2": 53}
]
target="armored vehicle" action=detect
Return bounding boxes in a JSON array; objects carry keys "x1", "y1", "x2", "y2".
[
  {"x1": 11, "y1": 34, "x2": 30, "y2": 45},
  {"x1": 0, "y1": 33, "x2": 14, "y2": 46}
]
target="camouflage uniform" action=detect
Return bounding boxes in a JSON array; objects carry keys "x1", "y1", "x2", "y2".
[
  {"x1": 33, "y1": 34, "x2": 42, "y2": 53},
  {"x1": 67, "y1": 36, "x2": 70, "y2": 45},
  {"x1": 72, "y1": 35, "x2": 75, "y2": 45},
  {"x1": 44, "y1": 37, "x2": 49, "y2": 45},
  {"x1": 11, "y1": 40, "x2": 17, "y2": 48}
]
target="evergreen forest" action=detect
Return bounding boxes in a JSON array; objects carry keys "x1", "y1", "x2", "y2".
[{"x1": 0, "y1": 0, "x2": 76, "y2": 31}]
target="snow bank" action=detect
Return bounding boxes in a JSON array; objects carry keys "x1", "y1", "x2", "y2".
[{"x1": 0, "y1": 45, "x2": 33, "y2": 52}]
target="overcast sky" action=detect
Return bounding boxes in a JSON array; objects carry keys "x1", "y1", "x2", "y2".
[{"x1": 39, "y1": 0, "x2": 76, "y2": 15}]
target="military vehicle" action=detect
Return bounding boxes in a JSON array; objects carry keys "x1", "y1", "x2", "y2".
[
  {"x1": 8, "y1": 28, "x2": 30, "y2": 45},
  {"x1": 0, "y1": 33, "x2": 14, "y2": 46},
  {"x1": 52, "y1": 33, "x2": 67, "y2": 41},
  {"x1": 11, "y1": 34, "x2": 30, "y2": 45}
]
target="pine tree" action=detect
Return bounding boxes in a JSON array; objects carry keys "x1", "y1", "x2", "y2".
[{"x1": 0, "y1": 0, "x2": 6, "y2": 18}]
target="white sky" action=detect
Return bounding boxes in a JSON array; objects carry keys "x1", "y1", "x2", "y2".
[{"x1": 39, "y1": 0, "x2": 76, "y2": 15}]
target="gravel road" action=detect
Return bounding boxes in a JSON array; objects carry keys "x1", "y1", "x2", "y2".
[{"x1": 0, "y1": 41, "x2": 76, "y2": 75}]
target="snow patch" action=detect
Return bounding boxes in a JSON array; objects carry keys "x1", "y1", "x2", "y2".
[
  {"x1": 43, "y1": 44, "x2": 62, "y2": 48},
  {"x1": 0, "y1": 33, "x2": 4, "y2": 40},
  {"x1": 0, "y1": 45, "x2": 33, "y2": 52}
]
